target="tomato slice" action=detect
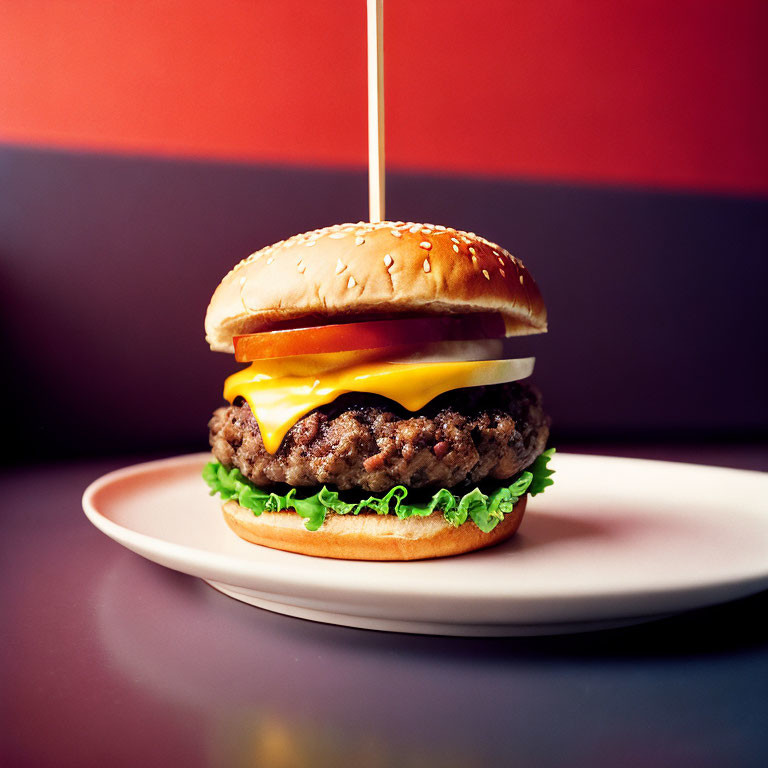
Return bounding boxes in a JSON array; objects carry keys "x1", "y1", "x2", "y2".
[{"x1": 233, "y1": 313, "x2": 505, "y2": 362}]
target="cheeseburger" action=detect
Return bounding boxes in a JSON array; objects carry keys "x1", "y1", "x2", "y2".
[{"x1": 203, "y1": 220, "x2": 554, "y2": 560}]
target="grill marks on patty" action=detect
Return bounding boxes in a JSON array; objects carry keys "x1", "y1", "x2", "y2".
[{"x1": 208, "y1": 382, "x2": 549, "y2": 493}]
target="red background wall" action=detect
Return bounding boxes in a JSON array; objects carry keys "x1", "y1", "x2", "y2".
[
  {"x1": 1, "y1": 2, "x2": 766, "y2": 461},
  {"x1": 1, "y1": 0, "x2": 766, "y2": 195}
]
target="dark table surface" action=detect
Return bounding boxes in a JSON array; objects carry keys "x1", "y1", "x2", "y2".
[{"x1": 2, "y1": 444, "x2": 767, "y2": 768}]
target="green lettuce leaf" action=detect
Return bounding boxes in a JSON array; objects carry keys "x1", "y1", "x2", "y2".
[
  {"x1": 528, "y1": 447, "x2": 556, "y2": 496},
  {"x1": 203, "y1": 447, "x2": 556, "y2": 533}
]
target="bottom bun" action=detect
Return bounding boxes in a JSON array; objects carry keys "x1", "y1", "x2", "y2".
[{"x1": 221, "y1": 495, "x2": 527, "y2": 561}]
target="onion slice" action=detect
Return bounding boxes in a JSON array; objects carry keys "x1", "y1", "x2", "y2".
[
  {"x1": 440, "y1": 356, "x2": 536, "y2": 387},
  {"x1": 389, "y1": 339, "x2": 504, "y2": 364}
]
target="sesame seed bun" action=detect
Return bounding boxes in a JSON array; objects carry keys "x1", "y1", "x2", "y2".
[
  {"x1": 205, "y1": 221, "x2": 547, "y2": 353},
  {"x1": 221, "y1": 494, "x2": 527, "y2": 561}
]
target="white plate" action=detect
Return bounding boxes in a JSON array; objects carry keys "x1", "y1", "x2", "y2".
[{"x1": 82, "y1": 452, "x2": 768, "y2": 636}]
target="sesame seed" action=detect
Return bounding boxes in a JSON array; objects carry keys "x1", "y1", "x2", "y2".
[
  {"x1": 498, "y1": 257, "x2": 505, "y2": 266},
  {"x1": 355, "y1": 236, "x2": 365, "y2": 246},
  {"x1": 451, "y1": 237, "x2": 459, "y2": 244},
  {"x1": 390, "y1": 230, "x2": 402, "y2": 238},
  {"x1": 355, "y1": 228, "x2": 366, "y2": 236},
  {"x1": 468, "y1": 246, "x2": 476, "y2": 256},
  {"x1": 452, "y1": 244, "x2": 459, "y2": 253},
  {"x1": 335, "y1": 259, "x2": 345, "y2": 274},
  {"x1": 329, "y1": 232, "x2": 346, "y2": 239},
  {"x1": 266, "y1": 257, "x2": 274, "y2": 265},
  {"x1": 492, "y1": 250, "x2": 499, "y2": 257},
  {"x1": 421, "y1": 228, "x2": 433, "y2": 235},
  {"x1": 239, "y1": 276, "x2": 246, "y2": 285},
  {"x1": 297, "y1": 262, "x2": 306, "y2": 274},
  {"x1": 471, "y1": 255, "x2": 478, "y2": 266},
  {"x1": 419, "y1": 241, "x2": 432, "y2": 250},
  {"x1": 423, "y1": 259, "x2": 431, "y2": 273},
  {"x1": 409, "y1": 225, "x2": 421, "y2": 233},
  {"x1": 305, "y1": 240, "x2": 316, "y2": 247},
  {"x1": 383, "y1": 254, "x2": 393, "y2": 267},
  {"x1": 347, "y1": 276, "x2": 357, "y2": 289},
  {"x1": 435, "y1": 224, "x2": 446, "y2": 231},
  {"x1": 519, "y1": 274, "x2": 524, "y2": 284},
  {"x1": 499, "y1": 268, "x2": 506, "y2": 278},
  {"x1": 482, "y1": 269, "x2": 490, "y2": 280}
]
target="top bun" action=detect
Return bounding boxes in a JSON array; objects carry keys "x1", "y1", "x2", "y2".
[{"x1": 205, "y1": 221, "x2": 547, "y2": 352}]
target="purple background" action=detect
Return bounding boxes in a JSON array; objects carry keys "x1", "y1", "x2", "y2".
[{"x1": 1, "y1": 144, "x2": 766, "y2": 462}]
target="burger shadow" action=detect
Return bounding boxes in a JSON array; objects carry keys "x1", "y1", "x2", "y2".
[{"x1": 495, "y1": 509, "x2": 609, "y2": 556}]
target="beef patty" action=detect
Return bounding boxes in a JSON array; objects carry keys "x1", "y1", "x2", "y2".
[{"x1": 209, "y1": 381, "x2": 549, "y2": 493}]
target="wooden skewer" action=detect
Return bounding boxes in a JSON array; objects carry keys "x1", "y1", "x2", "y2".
[{"x1": 367, "y1": 0, "x2": 385, "y2": 223}]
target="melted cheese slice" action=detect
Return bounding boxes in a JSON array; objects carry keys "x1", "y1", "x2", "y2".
[{"x1": 224, "y1": 353, "x2": 535, "y2": 454}]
